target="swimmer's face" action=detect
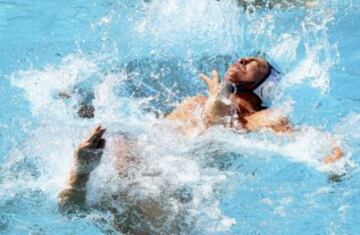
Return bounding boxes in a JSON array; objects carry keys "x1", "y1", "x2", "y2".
[{"x1": 224, "y1": 57, "x2": 270, "y2": 90}]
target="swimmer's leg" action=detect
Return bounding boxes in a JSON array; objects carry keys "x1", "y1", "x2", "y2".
[{"x1": 58, "y1": 126, "x2": 106, "y2": 213}]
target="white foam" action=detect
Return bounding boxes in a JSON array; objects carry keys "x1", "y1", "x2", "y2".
[
  {"x1": 269, "y1": 33, "x2": 301, "y2": 63},
  {"x1": 10, "y1": 54, "x2": 98, "y2": 117},
  {"x1": 200, "y1": 124, "x2": 349, "y2": 175},
  {"x1": 6, "y1": 52, "x2": 235, "y2": 233},
  {"x1": 132, "y1": 0, "x2": 243, "y2": 54}
]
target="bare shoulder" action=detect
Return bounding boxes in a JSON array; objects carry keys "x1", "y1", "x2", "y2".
[
  {"x1": 179, "y1": 96, "x2": 208, "y2": 106},
  {"x1": 165, "y1": 96, "x2": 207, "y2": 121}
]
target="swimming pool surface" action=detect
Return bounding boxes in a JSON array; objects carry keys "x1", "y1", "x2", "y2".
[{"x1": 1, "y1": 0, "x2": 360, "y2": 234}]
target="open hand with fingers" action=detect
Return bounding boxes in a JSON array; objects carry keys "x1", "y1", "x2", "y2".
[
  {"x1": 75, "y1": 125, "x2": 106, "y2": 174},
  {"x1": 200, "y1": 70, "x2": 222, "y2": 97}
]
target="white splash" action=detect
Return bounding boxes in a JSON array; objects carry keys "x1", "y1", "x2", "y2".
[{"x1": 10, "y1": 54, "x2": 98, "y2": 117}]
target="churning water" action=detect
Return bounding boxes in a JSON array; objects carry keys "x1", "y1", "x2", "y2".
[{"x1": 1, "y1": 0, "x2": 360, "y2": 234}]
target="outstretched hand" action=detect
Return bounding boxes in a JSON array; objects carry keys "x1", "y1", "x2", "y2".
[
  {"x1": 75, "y1": 125, "x2": 106, "y2": 174},
  {"x1": 200, "y1": 70, "x2": 222, "y2": 97}
]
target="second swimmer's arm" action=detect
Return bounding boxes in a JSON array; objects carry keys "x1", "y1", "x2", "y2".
[{"x1": 58, "y1": 126, "x2": 106, "y2": 213}]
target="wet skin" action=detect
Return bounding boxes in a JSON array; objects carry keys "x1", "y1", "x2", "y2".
[
  {"x1": 165, "y1": 57, "x2": 291, "y2": 134},
  {"x1": 224, "y1": 57, "x2": 270, "y2": 90}
]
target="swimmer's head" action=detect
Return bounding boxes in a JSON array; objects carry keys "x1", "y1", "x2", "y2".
[{"x1": 224, "y1": 57, "x2": 270, "y2": 91}]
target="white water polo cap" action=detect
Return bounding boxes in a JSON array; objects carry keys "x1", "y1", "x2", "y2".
[
  {"x1": 252, "y1": 64, "x2": 281, "y2": 104},
  {"x1": 224, "y1": 63, "x2": 281, "y2": 104}
]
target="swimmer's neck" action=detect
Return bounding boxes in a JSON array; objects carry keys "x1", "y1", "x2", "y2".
[{"x1": 229, "y1": 92, "x2": 264, "y2": 115}]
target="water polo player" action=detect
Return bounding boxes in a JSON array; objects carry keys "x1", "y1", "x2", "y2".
[{"x1": 59, "y1": 57, "x2": 343, "y2": 234}]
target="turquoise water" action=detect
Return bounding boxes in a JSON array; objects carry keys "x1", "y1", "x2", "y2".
[{"x1": 1, "y1": 0, "x2": 360, "y2": 234}]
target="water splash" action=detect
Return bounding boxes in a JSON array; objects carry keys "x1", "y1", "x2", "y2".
[{"x1": 1, "y1": 0, "x2": 357, "y2": 234}]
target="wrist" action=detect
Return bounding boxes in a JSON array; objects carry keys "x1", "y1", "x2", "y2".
[{"x1": 74, "y1": 160, "x2": 98, "y2": 175}]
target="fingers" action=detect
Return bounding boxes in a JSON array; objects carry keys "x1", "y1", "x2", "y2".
[
  {"x1": 86, "y1": 125, "x2": 101, "y2": 142},
  {"x1": 86, "y1": 125, "x2": 106, "y2": 144},
  {"x1": 97, "y1": 128, "x2": 106, "y2": 139},
  {"x1": 200, "y1": 73, "x2": 211, "y2": 84},
  {"x1": 79, "y1": 142, "x2": 91, "y2": 149},
  {"x1": 200, "y1": 71, "x2": 221, "y2": 84},
  {"x1": 93, "y1": 128, "x2": 106, "y2": 148},
  {"x1": 211, "y1": 70, "x2": 221, "y2": 83},
  {"x1": 92, "y1": 127, "x2": 106, "y2": 144}
]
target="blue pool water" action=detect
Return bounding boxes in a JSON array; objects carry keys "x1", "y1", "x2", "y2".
[{"x1": 1, "y1": 0, "x2": 360, "y2": 234}]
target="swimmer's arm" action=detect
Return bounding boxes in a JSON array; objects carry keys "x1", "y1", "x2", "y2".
[
  {"x1": 200, "y1": 71, "x2": 232, "y2": 127},
  {"x1": 58, "y1": 126, "x2": 106, "y2": 213},
  {"x1": 58, "y1": 171, "x2": 90, "y2": 212},
  {"x1": 243, "y1": 109, "x2": 293, "y2": 133},
  {"x1": 202, "y1": 97, "x2": 232, "y2": 128}
]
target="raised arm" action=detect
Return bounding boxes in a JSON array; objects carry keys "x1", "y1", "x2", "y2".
[
  {"x1": 58, "y1": 126, "x2": 106, "y2": 213},
  {"x1": 200, "y1": 70, "x2": 233, "y2": 128}
]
